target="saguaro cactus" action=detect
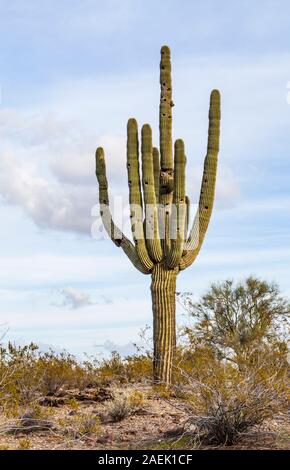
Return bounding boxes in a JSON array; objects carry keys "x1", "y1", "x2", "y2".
[{"x1": 95, "y1": 46, "x2": 221, "y2": 385}]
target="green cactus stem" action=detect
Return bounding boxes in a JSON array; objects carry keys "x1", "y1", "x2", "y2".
[{"x1": 95, "y1": 46, "x2": 221, "y2": 386}]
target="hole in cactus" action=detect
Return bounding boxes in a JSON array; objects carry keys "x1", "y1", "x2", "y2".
[
  {"x1": 205, "y1": 205, "x2": 209, "y2": 210},
  {"x1": 204, "y1": 178, "x2": 208, "y2": 183},
  {"x1": 167, "y1": 88, "x2": 171, "y2": 91},
  {"x1": 129, "y1": 180, "x2": 132, "y2": 185},
  {"x1": 163, "y1": 82, "x2": 166, "y2": 86},
  {"x1": 145, "y1": 181, "x2": 148, "y2": 185},
  {"x1": 162, "y1": 113, "x2": 166, "y2": 117}
]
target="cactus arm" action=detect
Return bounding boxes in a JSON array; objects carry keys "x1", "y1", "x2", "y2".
[
  {"x1": 126, "y1": 119, "x2": 154, "y2": 271},
  {"x1": 181, "y1": 195, "x2": 190, "y2": 256},
  {"x1": 159, "y1": 45, "x2": 173, "y2": 170},
  {"x1": 166, "y1": 139, "x2": 187, "y2": 268},
  {"x1": 153, "y1": 146, "x2": 163, "y2": 254},
  {"x1": 159, "y1": 45, "x2": 174, "y2": 256},
  {"x1": 185, "y1": 195, "x2": 190, "y2": 239},
  {"x1": 179, "y1": 89, "x2": 221, "y2": 270},
  {"x1": 141, "y1": 124, "x2": 163, "y2": 262},
  {"x1": 95, "y1": 147, "x2": 150, "y2": 274},
  {"x1": 153, "y1": 147, "x2": 160, "y2": 202}
]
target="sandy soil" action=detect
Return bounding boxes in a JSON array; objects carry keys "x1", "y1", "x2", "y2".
[{"x1": 0, "y1": 386, "x2": 289, "y2": 451}]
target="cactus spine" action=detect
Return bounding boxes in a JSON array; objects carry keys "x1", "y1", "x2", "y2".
[{"x1": 95, "y1": 46, "x2": 221, "y2": 385}]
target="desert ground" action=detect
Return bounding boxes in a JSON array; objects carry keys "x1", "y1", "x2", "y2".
[{"x1": 0, "y1": 384, "x2": 289, "y2": 451}]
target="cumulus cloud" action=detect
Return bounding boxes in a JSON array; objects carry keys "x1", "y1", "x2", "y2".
[
  {"x1": 57, "y1": 287, "x2": 113, "y2": 309},
  {"x1": 0, "y1": 109, "x2": 98, "y2": 234},
  {"x1": 60, "y1": 287, "x2": 93, "y2": 309},
  {"x1": 0, "y1": 111, "x2": 238, "y2": 237},
  {"x1": 0, "y1": 151, "x2": 96, "y2": 234},
  {"x1": 94, "y1": 339, "x2": 137, "y2": 357},
  {"x1": 3, "y1": 50, "x2": 288, "y2": 236}
]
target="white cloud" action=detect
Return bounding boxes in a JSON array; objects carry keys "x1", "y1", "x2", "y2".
[
  {"x1": 0, "y1": 111, "x2": 238, "y2": 236},
  {"x1": 94, "y1": 339, "x2": 138, "y2": 357},
  {"x1": 56, "y1": 286, "x2": 113, "y2": 309},
  {"x1": 0, "y1": 107, "x2": 98, "y2": 233},
  {"x1": 0, "y1": 156, "x2": 94, "y2": 234},
  {"x1": 1, "y1": 51, "x2": 289, "y2": 236},
  {"x1": 59, "y1": 287, "x2": 93, "y2": 309}
]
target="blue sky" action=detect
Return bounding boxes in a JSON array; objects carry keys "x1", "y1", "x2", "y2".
[{"x1": 0, "y1": 0, "x2": 290, "y2": 357}]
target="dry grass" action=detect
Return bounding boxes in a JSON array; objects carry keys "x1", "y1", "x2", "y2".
[
  {"x1": 0, "y1": 384, "x2": 288, "y2": 450},
  {"x1": 182, "y1": 371, "x2": 288, "y2": 445},
  {"x1": 0, "y1": 336, "x2": 288, "y2": 450}
]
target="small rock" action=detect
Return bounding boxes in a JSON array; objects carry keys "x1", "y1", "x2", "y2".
[
  {"x1": 6, "y1": 418, "x2": 55, "y2": 435},
  {"x1": 39, "y1": 396, "x2": 66, "y2": 407}
]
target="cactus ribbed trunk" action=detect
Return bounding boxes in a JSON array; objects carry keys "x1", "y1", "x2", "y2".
[{"x1": 151, "y1": 264, "x2": 177, "y2": 385}]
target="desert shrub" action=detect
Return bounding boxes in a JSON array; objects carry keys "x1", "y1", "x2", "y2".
[
  {"x1": 0, "y1": 343, "x2": 98, "y2": 411},
  {"x1": 95, "y1": 352, "x2": 127, "y2": 384},
  {"x1": 178, "y1": 277, "x2": 290, "y2": 368},
  {"x1": 0, "y1": 343, "x2": 42, "y2": 408},
  {"x1": 67, "y1": 397, "x2": 80, "y2": 411},
  {"x1": 37, "y1": 351, "x2": 93, "y2": 395},
  {"x1": 175, "y1": 279, "x2": 290, "y2": 446},
  {"x1": 95, "y1": 352, "x2": 152, "y2": 385},
  {"x1": 19, "y1": 404, "x2": 53, "y2": 421},
  {"x1": 105, "y1": 394, "x2": 133, "y2": 422},
  {"x1": 57, "y1": 412, "x2": 100, "y2": 439},
  {"x1": 127, "y1": 389, "x2": 147, "y2": 409},
  {"x1": 148, "y1": 383, "x2": 176, "y2": 399},
  {"x1": 172, "y1": 343, "x2": 219, "y2": 384},
  {"x1": 18, "y1": 438, "x2": 31, "y2": 450},
  {"x1": 105, "y1": 388, "x2": 148, "y2": 422},
  {"x1": 124, "y1": 354, "x2": 152, "y2": 383},
  {"x1": 179, "y1": 361, "x2": 288, "y2": 446},
  {"x1": 3, "y1": 405, "x2": 55, "y2": 435},
  {"x1": 73, "y1": 413, "x2": 100, "y2": 436},
  {"x1": 0, "y1": 444, "x2": 10, "y2": 450}
]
